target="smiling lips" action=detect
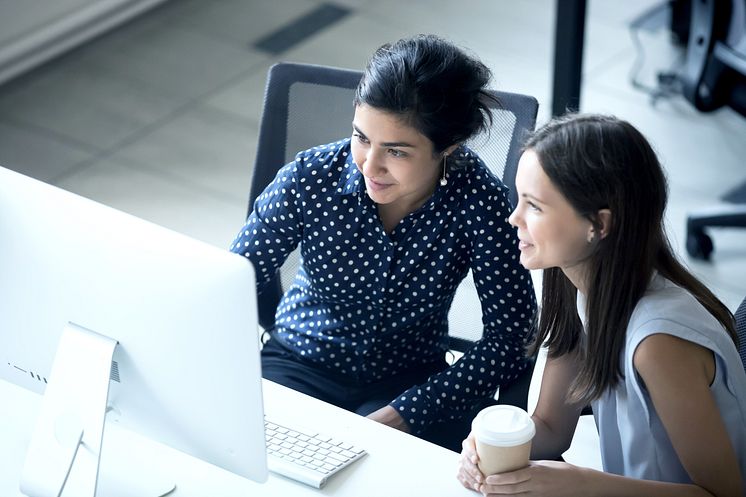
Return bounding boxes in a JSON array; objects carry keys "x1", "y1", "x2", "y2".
[
  {"x1": 366, "y1": 178, "x2": 393, "y2": 192},
  {"x1": 518, "y1": 239, "x2": 534, "y2": 250}
]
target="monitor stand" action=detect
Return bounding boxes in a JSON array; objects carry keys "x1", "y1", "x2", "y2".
[
  {"x1": 18, "y1": 323, "x2": 175, "y2": 497},
  {"x1": 96, "y1": 454, "x2": 177, "y2": 497}
]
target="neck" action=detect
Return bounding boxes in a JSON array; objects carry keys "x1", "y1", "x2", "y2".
[
  {"x1": 377, "y1": 198, "x2": 424, "y2": 233},
  {"x1": 561, "y1": 264, "x2": 590, "y2": 296},
  {"x1": 376, "y1": 178, "x2": 439, "y2": 233}
]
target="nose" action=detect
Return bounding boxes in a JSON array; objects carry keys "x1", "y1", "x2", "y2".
[
  {"x1": 361, "y1": 149, "x2": 386, "y2": 177},
  {"x1": 508, "y1": 204, "x2": 521, "y2": 228}
]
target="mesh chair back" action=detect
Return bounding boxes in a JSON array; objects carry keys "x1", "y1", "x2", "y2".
[
  {"x1": 736, "y1": 297, "x2": 746, "y2": 371},
  {"x1": 448, "y1": 92, "x2": 538, "y2": 352},
  {"x1": 247, "y1": 63, "x2": 539, "y2": 348}
]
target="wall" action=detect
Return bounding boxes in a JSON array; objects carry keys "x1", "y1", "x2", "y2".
[{"x1": 0, "y1": 0, "x2": 167, "y2": 85}]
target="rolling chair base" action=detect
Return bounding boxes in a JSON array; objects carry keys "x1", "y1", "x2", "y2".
[{"x1": 685, "y1": 203, "x2": 746, "y2": 260}]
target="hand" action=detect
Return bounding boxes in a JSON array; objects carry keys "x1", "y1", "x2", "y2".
[
  {"x1": 457, "y1": 432, "x2": 487, "y2": 493},
  {"x1": 366, "y1": 405, "x2": 411, "y2": 433},
  {"x1": 478, "y1": 460, "x2": 586, "y2": 497}
]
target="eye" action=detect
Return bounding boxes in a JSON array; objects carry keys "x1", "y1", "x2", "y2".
[
  {"x1": 527, "y1": 201, "x2": 542, "y2": 212},
  {"x1": 387, "y1": 148, "x2": 407, "y2": 158},
  {"x1": 353, "y1": 133, "x2": 369, "y2": 144}
]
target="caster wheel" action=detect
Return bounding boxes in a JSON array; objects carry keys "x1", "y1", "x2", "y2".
[{"x1": 686, "y1": 231, "x2": 713, "y2": 260}]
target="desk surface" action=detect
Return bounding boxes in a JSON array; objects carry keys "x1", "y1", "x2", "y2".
[{"x1": 0, "y1": 379, "x2": 473, "y2": 496}]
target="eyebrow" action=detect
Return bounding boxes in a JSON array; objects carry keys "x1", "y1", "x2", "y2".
[
  {"x1": 352, "y1": 124, "x2": 416, "y2": 148},
  {"x1": 521, "y1": 192, "x2": 548, "y2": 205}
]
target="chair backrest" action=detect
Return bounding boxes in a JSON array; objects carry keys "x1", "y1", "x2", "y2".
[
  {"x1": 736, "y1": 296, "x2": 746, "y2": 371},
  {"x1": 247, "y1": 62, "x2": 539, "y2": 353},
  {"x1": 682, "y1": 0, "x2": 746, "y2": 114}
]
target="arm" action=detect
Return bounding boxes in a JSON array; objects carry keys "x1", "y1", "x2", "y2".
[
  {"x1": 366, "y1": 405, "x2": 410, "y2": 432},
  {"x1": 389, "y1": 186, "x2": 537, "y2": 433},
  {"x1": 459, "y1": 335, "x2": 742, "y2": 497},
  {"x1": 229, "y1": 159, "x2": 304, "y2": 294},
  {"x1": 529, "y1": 352, "x2": 586, "y2": 459},
  {"x1": 630, "y1": 333, "x2": 742, "y2": 496},
  {"x1": 475, "y1": 463, "x2": 722, "y2": 497},
  {"x1": 457, "y1": 352, "x2": 585, "y2": 490}
]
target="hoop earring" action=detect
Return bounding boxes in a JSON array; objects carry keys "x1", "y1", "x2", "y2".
[{"x1": 440, "y1": 154, "x2": 448, "y2": 186}]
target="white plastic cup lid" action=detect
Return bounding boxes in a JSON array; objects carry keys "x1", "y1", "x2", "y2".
[{"x1": 472, "y1": 405, "x2": 535, "y2": 447}]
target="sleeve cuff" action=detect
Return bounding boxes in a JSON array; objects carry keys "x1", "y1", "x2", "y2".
[{"x1": 389, "y1": 385, "x2": 437, "y2": 435}]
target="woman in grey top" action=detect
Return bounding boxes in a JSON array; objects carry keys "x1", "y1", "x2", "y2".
[{"x1": 457, "y1": 114, "x2": 745, "y2": 496}]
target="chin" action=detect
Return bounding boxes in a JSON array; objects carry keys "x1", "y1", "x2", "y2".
[
  {"x1": 367, "y1": 191, "x2": 395, "y2": 204},
  {"x1": 519, "y1": 255, "x2": 542, "y2": 271},
  {"x1": 366, "y1": 191, "x2": 385, "y2": 204}
]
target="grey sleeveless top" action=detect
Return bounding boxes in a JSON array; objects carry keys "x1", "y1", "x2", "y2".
[{"x1": 578, "y1": 275, "x2": 746, "y2": 492}]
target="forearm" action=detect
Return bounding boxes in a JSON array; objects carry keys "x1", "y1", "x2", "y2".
[
  {"x1": 529, "y1": 414, "x2": 573, "y2": 460},
  {"x1": 579, "y1": 467, "x2": 720, "y2": 497},
  {"x1": 389, "y1": 348, "x2": 524, "y2": 433},
  {"x1": 528, "y1": 353, "x2": 587, "y2": 461},
  {"x1": 389, "y1": 323, "x2": 533, "y2": 431},
  {"x1": 367, "y1": 405, "x2": 411, "y2": 433}
]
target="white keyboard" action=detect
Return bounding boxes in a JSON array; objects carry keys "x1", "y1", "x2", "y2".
[{"x1": 265, "y1": 419, "x2": 367, "y2": 488}]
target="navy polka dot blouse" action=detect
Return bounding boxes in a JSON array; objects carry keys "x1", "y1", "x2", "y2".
[{"x1": 231, "y1": 138, "x2": 536, "y2": 434}]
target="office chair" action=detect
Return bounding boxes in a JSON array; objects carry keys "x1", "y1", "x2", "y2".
[
  {"x1": 246, "y1": 61, "x2": 539, "y2": 410},
  {"x1": 680, "y1": 0, "x2": 746, "y2": 260},
  {"x1": 736, "y1": 296, "x2": 746, "y2": 371}
]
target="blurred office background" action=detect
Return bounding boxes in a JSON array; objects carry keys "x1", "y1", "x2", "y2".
[{"x1": 1, "y1": 0, "x2": 745, "y2": 467}]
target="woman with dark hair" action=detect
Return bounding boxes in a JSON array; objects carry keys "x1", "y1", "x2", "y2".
[
  {"x1": 230, "y1": 34, "x2": 536, "y2": 450},
  {"x1": 458, "y1": 114, "x2": 746, "y2": 496}
]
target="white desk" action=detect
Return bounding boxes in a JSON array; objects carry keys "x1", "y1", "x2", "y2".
[{"x1": 0, "y1": 379, "x2": 473, "y2": 496}]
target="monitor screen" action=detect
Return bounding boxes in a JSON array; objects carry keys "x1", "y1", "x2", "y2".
[{"x1": 0, "y1": 166, "x2": 267, "y2": 495}]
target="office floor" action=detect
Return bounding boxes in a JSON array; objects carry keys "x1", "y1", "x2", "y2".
[{"x1": 1, "y1": 0, "x2": 745, "y2": 470}]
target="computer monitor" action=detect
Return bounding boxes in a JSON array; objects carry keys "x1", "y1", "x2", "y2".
[{"x1": 0, "y1": 166, "x2": 268, "y2": 496}]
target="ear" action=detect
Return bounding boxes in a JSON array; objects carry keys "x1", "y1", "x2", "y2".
[
  {"x1": 443, "y1": 143, "x2": 460, "y2": 157},
  {"x1": 595, "y1": 209, "x2": 612, "y2": 239}
]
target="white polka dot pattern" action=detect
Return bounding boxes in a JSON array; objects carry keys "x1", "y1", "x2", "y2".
[{"x1": 230, "y1": 138, "x2": 536, "y2": 434}]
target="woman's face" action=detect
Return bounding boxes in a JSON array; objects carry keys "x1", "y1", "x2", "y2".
[
  {"x1": 508, "y1": 149, "x2": 595, "y2": 272},
  {"x1": 351, "y1": 104, "x2": 443, "y2": 210}
]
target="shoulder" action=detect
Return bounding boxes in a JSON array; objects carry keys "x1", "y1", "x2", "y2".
[
  {"x1": 451, "y1": 147, "x2": 505, "y2": 191},
  {"x1": 293, "y1": 139, "x2": 352, "y2": 172},
  {"x1": 628, "y1": 278, "x2": 721, "y2": 383},
  {"x1": 634, "y1": 278, "x2": 699, "y2": 314},
  {"x1": 449, "y1": 147, "x2": 511, "y2": 207},
  {"x1": 628, "y1": 277, "x2": 722, "y2": 339},
  {"x1": 290, "y1": 138, "x2": 356, "y2": 188}
]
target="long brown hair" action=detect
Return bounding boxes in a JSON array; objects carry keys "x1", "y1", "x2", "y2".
[{"x1": 526, "y1": 114, "x2": 737, "y2": 404}]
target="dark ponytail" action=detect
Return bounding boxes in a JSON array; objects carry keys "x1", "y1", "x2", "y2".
[{"x1": 354, "y1": 34, "x2": 497, "y2": 158}]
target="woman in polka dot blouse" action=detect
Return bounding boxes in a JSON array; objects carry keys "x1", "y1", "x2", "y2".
[{"x1": 230, "y1": 34, "x2": 537, "y2": 451}]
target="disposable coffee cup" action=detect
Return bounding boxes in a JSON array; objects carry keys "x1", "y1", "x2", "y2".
[{"x1": 472, "y1": 405, "x2": 535, "y2": 475}]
